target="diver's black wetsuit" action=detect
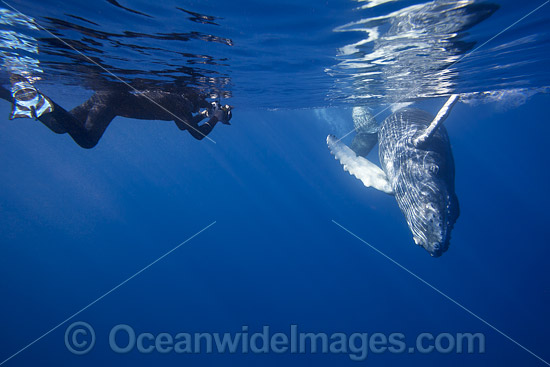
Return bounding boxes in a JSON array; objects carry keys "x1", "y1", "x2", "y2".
[{"x1": 0, "y1": 86, "x2": 227, "y2": 148}]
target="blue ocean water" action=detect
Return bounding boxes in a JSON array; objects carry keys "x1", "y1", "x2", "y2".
[{"x1": 0, "y1": 0, "x2": 549, "y2": 366}]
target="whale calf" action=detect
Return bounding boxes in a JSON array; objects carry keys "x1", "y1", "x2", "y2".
[{"x1": 328, "y1": 96, "x2": 460, "y2": 257}]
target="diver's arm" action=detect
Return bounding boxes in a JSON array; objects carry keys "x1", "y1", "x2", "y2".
[
  {"x1": 191, "y1": 111, "x2": 208, "y2": 124},
  {"x1": 186, "y1": 115, "x2": 220, "y2": 140},
  {"x1": 180, "y1": 103, "x2": 231, "y2": 140},
  {"x1": 172, "y1": 111, "x2": 216, "y2": 140}
]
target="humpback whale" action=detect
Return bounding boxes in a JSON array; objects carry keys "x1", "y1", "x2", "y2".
[{"x1": 328, "y1": 95, "x2": 460, "y2": 257}]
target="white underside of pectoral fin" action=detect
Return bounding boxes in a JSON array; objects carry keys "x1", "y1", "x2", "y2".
[{"x1": 327, "y1": 135, "x2": 393, "y2": 194}]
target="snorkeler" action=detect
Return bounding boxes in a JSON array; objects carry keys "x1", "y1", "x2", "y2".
[
  {"x1": 1, "y1": 7, "x2": 232, "y2": 148},
  {"x1": 0, "y1": 82, "x2": 232, "y2": 148}
]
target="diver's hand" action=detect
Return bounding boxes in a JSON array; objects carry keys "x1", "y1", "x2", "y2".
[
  {"x1": 220, "y1": 104, "x2": 232, "y2": 125},
  {"x1": 209, "y1": 101, "x2": 221, "y2": 118},
  {"x1": 210, "y1": 102, "x2": 232, "y2": 125}
]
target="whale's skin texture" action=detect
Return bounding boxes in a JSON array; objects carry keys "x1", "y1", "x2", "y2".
[
  {"x1": 351, "y1": 106, "x2": 379, "y2": 157},
  {"x1": 378, "y1": 108, "x2": 459, "y2": 257}
]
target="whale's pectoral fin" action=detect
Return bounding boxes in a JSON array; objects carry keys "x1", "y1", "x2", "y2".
[
  {"x1": 350, "y1": 132, "x2": 378, "y2": 157},
  {"x1": 413, "y1": 94, "x2": 459, "y2": 148},
  {"x1": 327, "y1": 135, "x2": 393, "y2": 194}
]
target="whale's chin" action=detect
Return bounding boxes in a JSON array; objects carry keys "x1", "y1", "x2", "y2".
[
  {"x1": 414, "y1": 235, "x2": 450, "y2": 258},
  {"x1": 410, "y1": 202, "x2": 456, "y2": 257}
]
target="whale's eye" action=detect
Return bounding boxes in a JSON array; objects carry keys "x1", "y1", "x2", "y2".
[{"x1": 429, "y1": 164, "x2": 439, "y2": 175}]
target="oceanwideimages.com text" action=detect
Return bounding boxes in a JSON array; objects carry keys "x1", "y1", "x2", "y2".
[{"x1": 65, "y1": 322, "x2": 485, "y2": 360}]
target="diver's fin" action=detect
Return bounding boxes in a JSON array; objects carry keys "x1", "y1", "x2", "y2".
[
  {"x1": 413, "y1": 94, "x2": 459, "y2": 148},
  {"x1": 10, "y1": 82, "x2": 53, "y2": 120},
  {"x1": 351, "y1": 132, "x2": 378, "y2": 157},
  {"x1": 327, "y1": 134, "x2": 393, "y2": 194}
]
